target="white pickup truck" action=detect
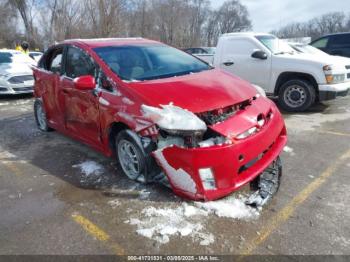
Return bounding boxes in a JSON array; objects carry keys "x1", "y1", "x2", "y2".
[{"x1": 211, "y1": 32, "x2": 350, "y2": 111}]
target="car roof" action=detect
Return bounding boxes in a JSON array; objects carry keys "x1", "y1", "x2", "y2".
[
  {"x1": 62, "y1": 37, "x2": 162, "y2": 48},
  {"x1": 0, "y1": 49, "x2": 22, "y2": 54},
  {"x1": 220, "y1": 32, "x2": 273, "y2": 38}
]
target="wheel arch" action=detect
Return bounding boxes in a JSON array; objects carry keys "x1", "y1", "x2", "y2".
[
  {"x1": 274, "y1": 72, "x2": 319, "y2": 97},
  {"x1": 107, "y1": 122, "x2": 130, "y2": 154}
]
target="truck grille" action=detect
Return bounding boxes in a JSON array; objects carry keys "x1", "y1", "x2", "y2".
[{"x1": 8, "y1": 75, "x2": 34, "y2": 84}]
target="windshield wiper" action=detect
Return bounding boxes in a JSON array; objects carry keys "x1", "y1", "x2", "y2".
[
  {"x1": 138, "y1": 69, "x2": 209, "y2": 81},
  {"x1": 274, "y1": 51, "x2": 294, "y2": 55}
]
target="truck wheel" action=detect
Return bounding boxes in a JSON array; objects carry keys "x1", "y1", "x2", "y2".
[
  {"x1": 278, "y1": 79, "x2": 316, "y2": 112},
  {"x1": 115, "y1": 130, "x2": 148, "y2": 183},
  {"x1": 34, "y1": 99, "x2": 52, "y2": 132}
]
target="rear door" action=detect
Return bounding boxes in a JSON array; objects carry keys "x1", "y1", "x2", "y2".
[
  {"x1": 60, "y1": 45, "x2": 101, "y2": 144},
  {"x1": 219, "y1": 38, "x2": 271, "y2": 90},
  {"x1": 327, "y1": 34, "x2": 350, "y2": 57}
]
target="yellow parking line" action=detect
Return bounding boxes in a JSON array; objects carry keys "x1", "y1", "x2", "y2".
[
  {"x1": 71, "y1": 213, "x2": 125, "y2": 255},
  {"x1": 318, "y1": 130, "x2": 350, "y2": 137},
  {"x1": 240, "y1": 148, "x2": 350, "y2": 256}
]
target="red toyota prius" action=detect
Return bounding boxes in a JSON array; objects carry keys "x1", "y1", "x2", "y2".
[{"x1": 33, "y1": 38, "x2": 287, "y2": 204}]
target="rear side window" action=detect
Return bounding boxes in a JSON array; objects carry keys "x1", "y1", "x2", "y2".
[
  {"x1": 65, "y1": 46, "x2": 95, "y2": 79},
  {"x1": 311, "y1": 37, "x2": 329, "y2": 48},
  {"x1": 329, "y1": 34, "x2": 350, "y2": 46}
]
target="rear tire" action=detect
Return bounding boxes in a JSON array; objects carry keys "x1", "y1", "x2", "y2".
[
  {"x1": 34, "y1": 99, "x2": 52, "y2": 132},
  {"x1": 278, "y1": 79, "x2": 316, "y2": 112}
]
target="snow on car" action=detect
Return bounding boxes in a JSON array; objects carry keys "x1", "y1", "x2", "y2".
[
  {"x1": 33, "y1": 38, "x2": 287, "y2": 203},
  {"x1": 0, "y1": 50, "x2": 35, "y2": 95}
]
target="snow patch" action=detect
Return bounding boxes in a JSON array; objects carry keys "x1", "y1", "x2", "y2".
[
  {"x1": 126, "y1": 204, "x2": 213, "y2": 245},
  {"x1": 72, "y1": 160, "x2": 109, "y2": 186},
  {"x1": 108, "y1": 199, "x2": 121, "y2": 209},
  {"x1": 141, "y1": 104, "x2": 207, "y2": 131},
  {"x1": 73, "y1": 161, "x2": 104, "y2": 176},
  {"x1": 195, "y1": 195, "x2": 260, "y2": 219},
  {"x1": 153, "y1": 150, "x2": 197, "y2": 194},
  {"x1": 283, "y1": 146, "x2": 295, "y2": 156},
  {"x1": 126, "y1": 195, "x2": 259, "y2": 245}
]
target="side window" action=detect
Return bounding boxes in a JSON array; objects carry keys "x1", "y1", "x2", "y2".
[
  {"x1": 97, "y1": 70, "x2": 114, "y2": 92},
  {"x1": 65, "y1": 46, "x2": 95, "y2": 79},
  {"x1": 224, "y1": 39, "x2": 257, "y2": 55},
  {"x1": 311, "y1": 37, "x2": 329, "y2": 48}
]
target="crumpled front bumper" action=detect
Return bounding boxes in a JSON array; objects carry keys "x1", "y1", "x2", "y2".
[{"x1": 153, "y1": 99, "x2": 287, "y2": 201}]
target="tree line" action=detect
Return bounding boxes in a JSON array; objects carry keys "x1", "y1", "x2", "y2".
[
  {"x1": 0, "y1": 0, "x2": 252, "y2": 50},
  {"x1": 271, "y1": 12, "x2": 350, "y2": 40}
]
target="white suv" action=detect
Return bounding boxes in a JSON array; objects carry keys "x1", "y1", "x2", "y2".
[{"x1": 213, "y1": 32, "x2": 350, "y2": 111}]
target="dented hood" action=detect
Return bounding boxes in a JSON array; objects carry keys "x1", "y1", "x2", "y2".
[{"x1": 126, "y1": 69, "x2": 257, "y2": 113}]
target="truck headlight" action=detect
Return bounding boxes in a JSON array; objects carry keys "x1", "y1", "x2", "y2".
[
  {"x1": 199, "y1": 168, "x2": 216, "y2": 190},
  {"x1": 323, "y1": 65, "x2": 345, "y2": 84}
]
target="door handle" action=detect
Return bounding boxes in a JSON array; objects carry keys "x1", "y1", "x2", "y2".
[
  {"x1": 223, "y1": 61, "x2": 234, "y2": 66},
  {"x1": 63, "y1": 89, "x2": 69, "y2": 94}
]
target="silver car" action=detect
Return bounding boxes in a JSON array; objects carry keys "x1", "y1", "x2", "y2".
[{"x1": 0, "y1": 50, "x2": 35, "y2": 95}]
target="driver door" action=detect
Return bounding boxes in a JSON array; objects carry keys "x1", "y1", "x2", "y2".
[
  {"x1": 220, "y1": 38, "x2": 271, "y2": 90},
  {"x1": 61, "y1": 46, "x2": 101, "y2": 144}
]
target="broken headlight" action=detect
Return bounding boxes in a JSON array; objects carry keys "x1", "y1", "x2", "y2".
[{"x1": 142, "y1": 104, "x2": 207, "y2": 148}]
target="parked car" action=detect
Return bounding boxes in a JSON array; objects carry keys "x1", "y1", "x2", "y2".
[
  {"x1": 183, "y1": 47, "x2": 216, "y2": 64},
  {"x1": 0, "y1": 49, "x2": 35, "y2": 95},
  {"x1": 310, "y1": 33, "x2": 350, "y2": 58},
  {"x1": 213, "y1": 33, "x2": 350, "y2": 112},
  {"x1": 29, "y1": 51, "x2": 43, "y2": 63},
  {"x1": 33, "y1": 38, "x2": 287, "y2": 203}
]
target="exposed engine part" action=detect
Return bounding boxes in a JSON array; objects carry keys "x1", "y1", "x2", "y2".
[
  {"x1": 198, "y1": 136, "x2": 227, "y2": 148},
  {"x1": 245, "y1": 157, "x2": 282, "y2": 207},
  {"x1": 199, "y1": 106, "x2": 236, "y2": 125},
  {"x1": 198, "y1": 99, "x2": 253, "y2": 126},
  {"x1": 157, "y1": 135, "x2": 185, "y2": 149}
]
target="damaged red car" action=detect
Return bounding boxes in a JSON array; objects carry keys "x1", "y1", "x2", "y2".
[{"x1": 33, "y1": 38, "x2": 287, "y2": 204}]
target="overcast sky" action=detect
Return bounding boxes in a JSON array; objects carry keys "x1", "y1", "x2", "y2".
[{"x1": 211, "y1": 0, "x2": 350, "y2": 32}]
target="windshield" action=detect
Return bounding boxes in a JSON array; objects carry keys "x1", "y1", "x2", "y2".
[
  {"x1": 93, "y1": 45, "x2": 211, "y2": 81},
  {"x1": 0, "y1": 52, "x2": 34, "y2": 65},
  {"x1": 256, "y1": 35, "x2": 295, "y2": 54},
  {"x1": 202, "y1": 47, "x2": 216, "y2": 54}
]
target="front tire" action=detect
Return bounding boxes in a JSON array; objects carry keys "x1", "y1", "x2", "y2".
[
  {"x1": 278, "y1": 79, "x2": 316, "y2": 112},
  {"x1": 34, "y1": 99, "x2": 52, "y2": 132},
  {"x1": 115, "y1": 130, "x2": 148, "y2": 183}
]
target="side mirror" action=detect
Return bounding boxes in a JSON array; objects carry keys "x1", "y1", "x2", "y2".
[
  {"x1": 251, "y1": 50, "x2": 268, "y2": 60},
  {"x1": 74, "y1": 75, "x2": 96, "y2": 91}
]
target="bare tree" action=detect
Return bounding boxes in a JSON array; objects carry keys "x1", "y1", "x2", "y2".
[
  {"x1": 9, "y1": 0, "x2": 39, "y2": 46},
  {"x1": 0, "y1": 0, "x2": 20, "y2": 47},
  {"x1": 3, "y1": 0, "x2": 253, "y2": 49},
  {"x1": 272, "y1": 12, "x2": 349, "y2": 40}
]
